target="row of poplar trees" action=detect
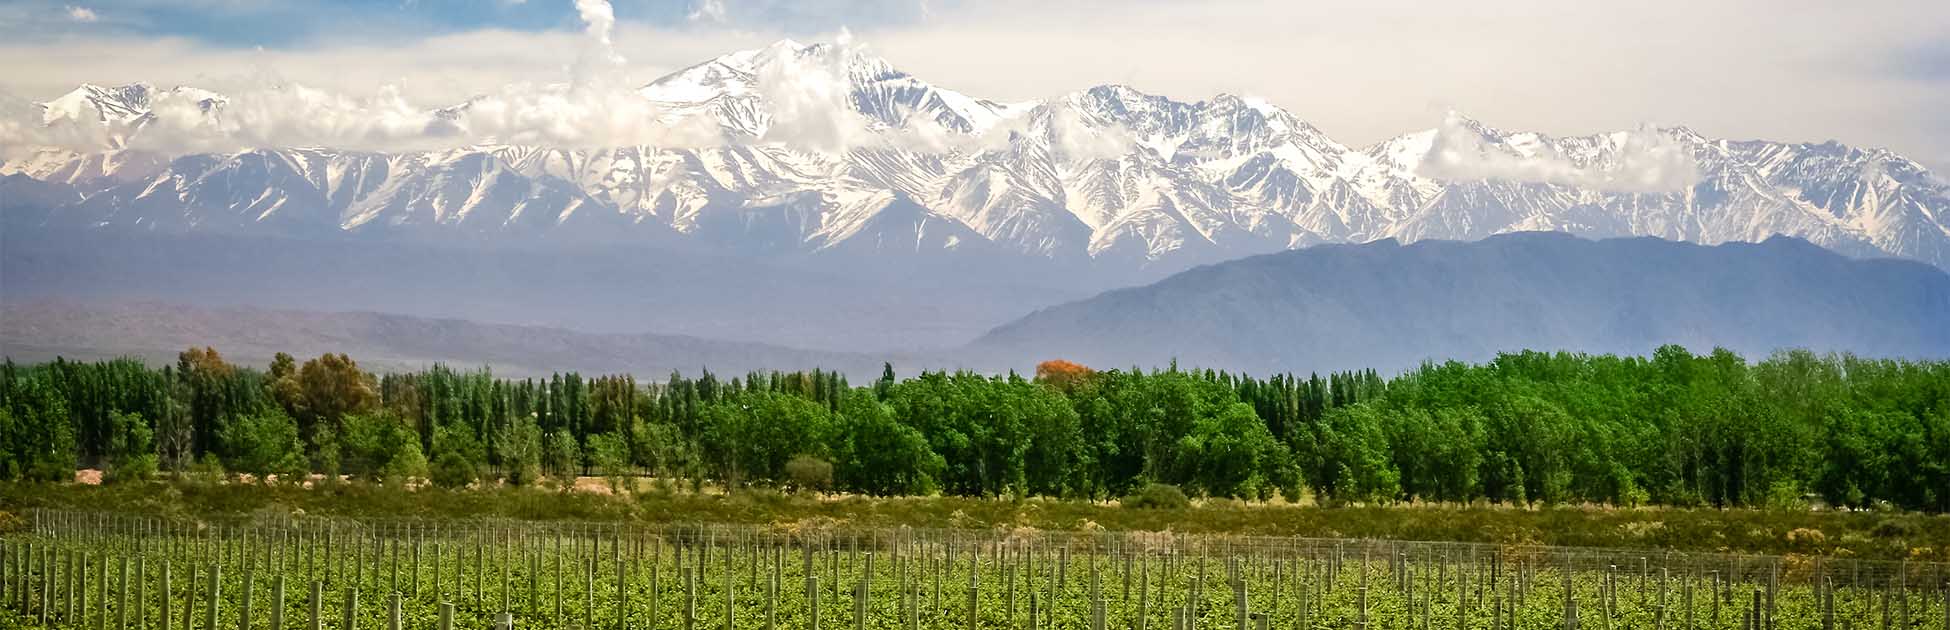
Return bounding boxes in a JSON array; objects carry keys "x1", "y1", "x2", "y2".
[{"x1": 1, "y1": 346, "x2": 1946, "y2": 511}]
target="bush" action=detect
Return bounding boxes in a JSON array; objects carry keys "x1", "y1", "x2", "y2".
[
  {"x1": 189, "y1": 453, "x2": 227, "y2": 485},
  {"x1": 784, "y1": 455, "x2": 832, "y2": 494},
  {"x1": 429, "y1": 451, "x2": 478, "y2": 489},
  {"x1": 381, "y1": 439, "x2": 429, "y2": 486},
  {"x1": 1123, "y1": 483, "x2": 1190, "y2": 510},
  {"x1": 107, "y1": 453, "x2": 159, "y2": 485},
  {"x1": 1872, "y1": 518, "x2": 1918, "y2": 540}
]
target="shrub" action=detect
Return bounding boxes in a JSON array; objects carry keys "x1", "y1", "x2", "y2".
[
  {"x1": 1123, "y1": 483, "x2": 1190, "y2": 510},
  {"x1": 381, "y1": 439, "x2": 429, "y2": 486},
  {"x1": 429, "y1": 451, "x2": 478, "y2": 489},
  {"x1": 189, "y1": 453, "x2": 227, "y2": 485},
  {"x1": 107, "y1": 453, "x2": 159, "y2": 485},
  {"x1": 784, "y1": 455, "x2": 833, "y2": 494},
  {"x1": 1872, "y1": 518, "x2": 1918, "y2": 540}
]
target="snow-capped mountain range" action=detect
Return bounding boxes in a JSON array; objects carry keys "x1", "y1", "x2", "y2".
[{"x1": 5, "y1": 39, "x2": 1947, "y2": 271}]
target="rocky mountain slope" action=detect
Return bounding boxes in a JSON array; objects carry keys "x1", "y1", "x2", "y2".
[{"x1": 4, "y1": 40, "x2": 1945, "y2": 272}]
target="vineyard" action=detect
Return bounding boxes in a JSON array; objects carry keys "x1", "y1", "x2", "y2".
[{"x1": 2, "y1": 510, "x2": 1947, "y2": 630}]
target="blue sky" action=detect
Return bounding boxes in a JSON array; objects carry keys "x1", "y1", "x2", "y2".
[
  {"x1": 4, "y1": 0, "x2": 1948, "y2": 172},
  {"x1": 1, "y1": 0, "x2": 928, "y2": 46}
]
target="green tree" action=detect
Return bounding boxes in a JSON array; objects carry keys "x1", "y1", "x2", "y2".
[
  {"x1": 1175, "y1": 403, "x2": 1292, "y2": 500},
  {"x1": 103, "y1": 410, "x2": 158, "y2": 484},
  {"x1": 1, "y1": 377, "x2": 75, "y2": 482},
  {"x1": 830, "y1": 391, "x2": 943, "y2": 496},
  {"x1": 497, "y1": 414, "x2": 543, "y2": 486},
  {"x1": 544, "y1": 428, "x2": 582, "y2": 482},
  {"x1": 587, "y1": 431, "x2": 631, "y2": 492},
  {"x1": 219, "y1": 410, "x2": 307, "y2": 484},
  {"x1": 697, "y1": 391, "x2": 834, "y2": 487}
]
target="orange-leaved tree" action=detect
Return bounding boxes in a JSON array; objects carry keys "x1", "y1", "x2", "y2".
[{"x1": 1034, "y1": 359, "x2": 1095, "y2": 391}]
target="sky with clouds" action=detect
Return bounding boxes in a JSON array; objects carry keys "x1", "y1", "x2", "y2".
[{"x1": 3, "y1": 0, "x2": 1947, "y2": 171}]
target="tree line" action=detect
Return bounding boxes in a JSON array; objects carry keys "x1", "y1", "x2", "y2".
[{"x1": 0, "y1": 346, "x2": 1945, "y2": 511}]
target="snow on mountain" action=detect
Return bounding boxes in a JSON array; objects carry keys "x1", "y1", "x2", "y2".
[{"x1": 4, "y1": 40, "x2": 1948, "y2": 271}]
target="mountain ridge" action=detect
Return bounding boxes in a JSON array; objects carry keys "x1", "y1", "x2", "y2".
[
  {"x1": 0, "y1": 299, "x2": 910, "y2": 380},
  {"x1": 4, "y1": 40, "x2": 1946, "y2": 273},
  {"x1": 966, "y1": 232, "x2": 1950, "y2": 374}
]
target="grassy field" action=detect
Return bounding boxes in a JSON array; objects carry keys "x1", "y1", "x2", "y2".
[{"x1": 0, "y1": 480, "x2": 1945, "y2": 563}]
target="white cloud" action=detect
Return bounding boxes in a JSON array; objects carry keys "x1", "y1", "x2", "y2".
[
  {"x1": 1, "y1": 0, "x2": 1944, "y2": 171},
  {"x1": 63, "y1": 5, "x2": 96, "y2": 22},
  {"x1": 751, "y1": 31, "x2": 876, "y2": 153},
  {"x1": 0, "y1": 0, "x2": 736, "y2": 155},
  {"x1": 1416, "y1": 114, "x2": 1699, "y2": 194},
  {"x1": 687, "y1": 0, "x2": 728, "y2": 25},
  {"x1": 857, "y1": 0, "x2": 1950, "y2": 172},
  {"x1": 572, "y1": 0, "x2": 622, "y2": 65}
]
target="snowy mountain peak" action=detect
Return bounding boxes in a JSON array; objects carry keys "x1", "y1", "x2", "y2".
[
  {"x1": 41, "y1": 82, "x2": 158, "y2": 125},
  {"x1": 5, "y1": 42, "x2": 1949, "y2": 273}
]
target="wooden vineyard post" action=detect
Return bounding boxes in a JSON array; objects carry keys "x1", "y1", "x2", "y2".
[
  {"x1": 204, "y1": 565, "x2": 220, "y2": 630},
  {"x1": 1233, "y1": 571, "x2": 1248, "y2": 630},
  {"x1": 270, "y1": 577, "x2": 284, "y2": 630},
  {"x1": 430, "y1": 539, "x2": 441, "y2": 603},
  {"x1": 1754, "y1": 589, "x2": 1765, "y2": 630},
  {"x1": 137, "y1": 557, "x2": 147, "y2": 630},
  {"x1": 1562, "y1": 569, "x2": 1577, "y2": 630},
  {"x1": 79, "y1": 551, "x2": 88, "y2": 629},
  {"x1": 616, "y1": 543, "x2": 629, "y2": 630},
  {"x1": 437, "y1": 603, "x2": 453, "y2": 630},
  {"x1": 854, "y1": 579, "x2": 867, "y2": 630},
  {"x1": 1006, "y1": 558, "x2": 1016, "y2": 623},
  {"x1": 342, "y1": 586, "x2": 358, "y2": 630},
  {"x1": 1357, "y1": 583, "x2": 1369, "y2": 630},
  {"x1": 474, "y1": 540, "x2": 484, "y2": 611},
  {"x1": 387, "y1": 593, "x2": 401, "y2": 630},
  {"x1": 238, "y1": 563, "x2": 254, "y2": 630},
  {"x1": 1685, "y1": 572, "x2": 1695, "y2": 630},
  {"x1": 808, "y1": 576, "x2": 821, "y2": 630},
  {"x1": 679, "y1": 566, "x2": 694, "y2": 630},
  {"x1": 968, "y1": 569, "x2": 979, "y2": 630},
  {"x1": 1711, "y1": 571, "x2": 1722, "y2": 626},
  {"x1": 765, "y1": 562, "x2": 777, "y2": 630},
  {"x1": 312, "y1": 573, "x2": 332, "y2": 630},
  {"x1": 725, "y1": 553, "x2": 736, "y2": 630},
  {"x1": 553, "y1": 538, "x2": 563, "y2": 627},
  {"x1": 119, "y1": 557, "x2": 130, "y2": 630},
  {"x1": 159, "y1": 561, "x2": 170, "y2": 630}
]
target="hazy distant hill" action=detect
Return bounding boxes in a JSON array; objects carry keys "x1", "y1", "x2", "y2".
[
  {"x1": 968, "y1": 233, "x2": 1950, "y2": 374},
  {"x1": 0, "y1": 301, "x2": 904, "y2": 379}
]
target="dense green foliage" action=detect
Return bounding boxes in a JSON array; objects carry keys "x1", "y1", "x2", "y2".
[{"x1": 2, "y1": 346, "x2": 1946, "y2": 510}]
